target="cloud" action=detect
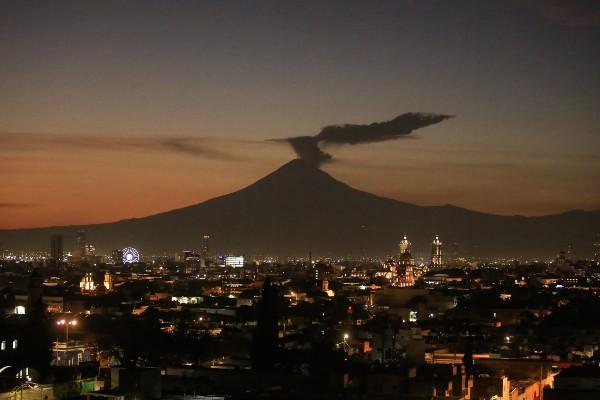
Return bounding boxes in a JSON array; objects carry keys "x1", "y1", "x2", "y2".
[
  {"x1": 521, "y1": 0, "x2": 600, "y2": 27},
  {"x1": 271, "y1": 112, "x2": 453, "y2": 167},
  {"x1": 160, "y1": 137, "x2": 236, "y2": 159},
  {"x1": 272, "y1": 136, "x2": 333, "y2": 166},
  {"x1": 0, "y1": 133, "x2": 240, "y2": 161},
  {"x1": 316, "y1": 113, "x2": 453, "y2": 144},
  {"x1": 0, "y1": 203, "x2": 36, "y2": 208}
]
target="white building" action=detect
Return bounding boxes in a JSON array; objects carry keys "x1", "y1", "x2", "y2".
[{"x1": 225, "y1": 255, "x2": 244, "y2": 268}]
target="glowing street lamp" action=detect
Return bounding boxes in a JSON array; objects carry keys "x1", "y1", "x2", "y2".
[
  {"x1": 57, "y1": 319, "x2": 77, "y2": 343},
  {"x1": 337, "y1": 333, "x2": 351, "y2": 353}
]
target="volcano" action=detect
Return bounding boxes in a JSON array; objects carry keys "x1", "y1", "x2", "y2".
[{"x1": 1, "y1": 159, "x2": 598, "y2": 258}]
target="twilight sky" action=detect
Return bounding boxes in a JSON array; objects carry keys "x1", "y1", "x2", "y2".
[{"x1": 1, "y1": 0, "x2": 599, "y2": 229}]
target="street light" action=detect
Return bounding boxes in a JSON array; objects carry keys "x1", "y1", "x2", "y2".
[
  {"x1": 337, "y1": 333, "x2": 351, "y2": 353},
  {"x1": 56, "y1": 319, "x2": 77, "y2": 343}
]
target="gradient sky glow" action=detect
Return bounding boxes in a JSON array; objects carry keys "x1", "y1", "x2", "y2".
[{"x1": 1, "y1": 0, "x2": 599, "y2": 228}]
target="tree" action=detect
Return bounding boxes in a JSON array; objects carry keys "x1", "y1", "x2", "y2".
[
  {"x1": 252, "y1": 277, "x2": 279, "y2": 370},
  {"x1": 21, "y1": 270, "x2": 53, "y2": 380},
  {"x1": 462, "y1": 333, "x2": 473, "y2": 377},
  {"x1": 115, "y1": 307, "x2": 164, "y2": 367}
]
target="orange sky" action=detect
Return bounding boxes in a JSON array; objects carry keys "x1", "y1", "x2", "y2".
[{"x1": 1, "y1": 128, "x2": 599, "y2": 229}]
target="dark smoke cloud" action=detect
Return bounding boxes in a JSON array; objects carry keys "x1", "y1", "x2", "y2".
[
  {"x1": 274, "y1": 113, "x2": 453, "y2": 166},
  {"x1": 317, "y1": 113, "x2": 452, "y2": 144},
  {"x1": 284, "y1": 136, "x2": 332, "y2": 166}
]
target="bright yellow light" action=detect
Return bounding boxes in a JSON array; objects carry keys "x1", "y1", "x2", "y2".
[{"x1": 343, "y1": 333, "x2": 349, "y2": 340}]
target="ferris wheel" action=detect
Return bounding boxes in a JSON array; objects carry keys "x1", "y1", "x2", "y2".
[{"x1": 122, "y1": 246, "x2": 140, "y2": 263}]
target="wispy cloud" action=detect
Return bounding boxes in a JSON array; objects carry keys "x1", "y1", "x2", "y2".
[
  {"x1": 0, "y1": 202, "x2": 37, "y2": 208},
  {"x1": 331, "y1": 157, "x2": 518, "y2": 172},
  {"x1": 0, "y1": 132, "x2": 245, "y2": 161}
]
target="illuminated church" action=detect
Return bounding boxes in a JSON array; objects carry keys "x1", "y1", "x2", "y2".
[
  {"x1": 395, "y1": 235, "x2": 416, "y2": 287},
  {"x1": 375, "y1": 235, "x2": 419, "y2": 287},
  {"x1": 80, "y1": 272, "x2": 95, "y2": 294}
]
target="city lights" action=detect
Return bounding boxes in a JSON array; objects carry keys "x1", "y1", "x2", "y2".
[
  {"x1": 122, "y1": 246, "x2": 140, "y2": 264},
  {"x1": 56, "y1": 319, "x2": 77, "y2": 343}
]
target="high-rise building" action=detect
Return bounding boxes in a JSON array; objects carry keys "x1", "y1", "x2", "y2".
[
  {"x1": 50, "y1": 234, "x2": 63, "y2": 263},
  {"x1": 200, "y1": 234, "x2": 210, "y2": 268},
  {"x1": 182, "y1": 250, "x2": 201, "y2": 274},
  {"x1": 112, "y1": 249, "x2": 124, "y2": 265},
  {"x1": 431, "y1": 235, "x2": 443, "y2": 267},
  {"x1": 75, "y1": 231, "x2": 86, "y2": 258},
  {"x1": 594, "y1": 235, "x2": 600, "y2": 264},
  {"x1": 85, "y1": 243, "x2": 96, "y2": 257}
]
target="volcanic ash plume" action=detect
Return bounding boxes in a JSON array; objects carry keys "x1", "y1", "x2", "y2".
[{"x1": 272, "y1": 112, "x2": 453, "y2": 167}]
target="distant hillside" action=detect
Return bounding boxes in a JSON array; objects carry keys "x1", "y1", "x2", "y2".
[{"x1": 1, "y1": 159, "x2": 598, "y2": 259}]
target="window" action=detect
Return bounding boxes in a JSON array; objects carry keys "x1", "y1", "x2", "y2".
[
  {"x1": 1, "y1": 341, "x2": 5, "y2": 350},
  {"x1": 409, "y1": 310, "x2": 418, "y2": 322},
  {"x1": 12, "y1": 339, "x2": 18, "y2": 349}
]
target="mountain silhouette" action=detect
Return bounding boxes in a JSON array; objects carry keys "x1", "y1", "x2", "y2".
[{"x1": 1, "y1": 159, "x2": 598, "y2": 259}]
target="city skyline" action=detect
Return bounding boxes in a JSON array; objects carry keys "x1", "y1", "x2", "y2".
[
  {"x1": 2, "y1": 159, "x2": 597, "y2": 259},
  {"x1": 1, "y1": 0, "x2": 599, "y2": 228}
]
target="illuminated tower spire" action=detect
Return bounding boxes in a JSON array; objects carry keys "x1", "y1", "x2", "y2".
[
  {"x1": 431, "y1": 235, "x2": 443, "y2": 267},
  {"x1": 399, "y1": 235, "x2": 411, "y2": 255},
  {"x1": 397, "y1": 235, "x2": 415, "y2": 287}
]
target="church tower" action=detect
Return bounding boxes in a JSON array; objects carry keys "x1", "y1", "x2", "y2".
[{"x1": 431, "y1": 235, "x2": 443, "y2": 267}]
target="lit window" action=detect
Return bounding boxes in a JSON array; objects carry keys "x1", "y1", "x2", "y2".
[
  {"x1": 14, "y1": 305, "x2": 26, "y2": 315},
  {"x1": 1, "y1": 341, "x2": 5, "y2": 350},
  {"x1": 409, "y1": 310, "x2": 418, "y2": 323},
  {"x1": 12, "y1": 339, "x2": 18, "y2": 349}
]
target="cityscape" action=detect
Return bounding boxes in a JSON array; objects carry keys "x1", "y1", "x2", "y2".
[
  {"x1": 1, "y1": 1, "x2": 600, "y2": 400},
  {"x1": 2, "y1": 225, "x2": 600, "y2": 399}
]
